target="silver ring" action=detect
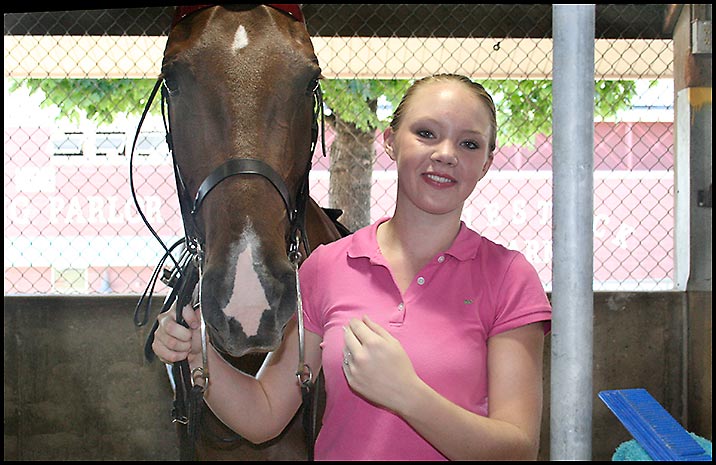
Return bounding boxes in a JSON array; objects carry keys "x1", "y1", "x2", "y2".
[{"x1": 343, "y1": 352, "x2": 351, "y2": 365}]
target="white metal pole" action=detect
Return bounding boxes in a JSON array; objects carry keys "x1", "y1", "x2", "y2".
[{"x1": 550, "y1": 4, "x2": 595, "y2": 460}]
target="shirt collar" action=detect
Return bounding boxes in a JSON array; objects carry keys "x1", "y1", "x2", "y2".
[
  {"x1": 347, "y1": 217, "x2": 481, "y2": 263},
  {"x1": 347, "y1": 217, "x2": 386, "y2": 262}
]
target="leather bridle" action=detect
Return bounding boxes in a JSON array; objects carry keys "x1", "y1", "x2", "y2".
[
  {"x1": 132, "y1": 4, "x2": 325, "y2": 460},
  {"x1": 161, "y1": 69, "x2": 323, "y2": 380},
  {"x1": 165, "y1": 78, "x2": 320, "y2": 270}
]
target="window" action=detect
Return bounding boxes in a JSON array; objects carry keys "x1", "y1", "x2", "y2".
[
  {"x1": 53, "y1": 132, "x2": 84, "y2": 156},
  {"x1": 96, "y1": 132, "x2": 126, "y2": 157},
  {"x1": 134, "y1": 131, "x2": 170, "y2": 158}
]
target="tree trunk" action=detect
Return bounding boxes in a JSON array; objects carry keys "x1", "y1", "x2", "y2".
[{"x1": 328, "y1": 116, "x2": 375, "y2": 232}]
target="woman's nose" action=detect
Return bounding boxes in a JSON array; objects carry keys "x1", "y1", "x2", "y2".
[{"x1": 430, "y1": 141, "x2": 458, "y2": 166}]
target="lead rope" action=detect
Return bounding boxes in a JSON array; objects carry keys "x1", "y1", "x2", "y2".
[
  {"x1": 296, "y1": 82, "x2": 327, "y2": 462},
  {"x1": 289, "y1": 231, "x2": 316, "y2": 461},
  {"x1": 186, "y1": 263, "x2": 208, "y2": 460}
]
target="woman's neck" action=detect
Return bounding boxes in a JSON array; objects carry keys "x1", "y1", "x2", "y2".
[{"x1": 379, "y1": 210, "x2": 462, "y2": 264}]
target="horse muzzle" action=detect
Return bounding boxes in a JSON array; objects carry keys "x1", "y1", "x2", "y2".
[{"x1": 200, "y1": 259, "x2": 297, "y2": 357}]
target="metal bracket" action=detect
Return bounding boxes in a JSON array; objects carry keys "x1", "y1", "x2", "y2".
[
  {"x1": 697, "y1": 183, "x2": 712, "y2": 208},
  {"x1": 692, "y1": 20, "x2": 712, "y2": 55}
]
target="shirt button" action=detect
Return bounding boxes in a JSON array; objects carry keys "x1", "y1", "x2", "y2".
[
  {"x1": 417, "y1": 276, "x2": 425, "y2": 285},
  {"x1": 437, "y1": 255, "x2": 445, "y2": 263},
  {"x1": 397, "y1": 303, "x2": 404, "y2": 312}
]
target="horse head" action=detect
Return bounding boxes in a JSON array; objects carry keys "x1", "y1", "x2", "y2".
[{"x1": 161, "y1": 5, "x2": 322, "y2": 358}]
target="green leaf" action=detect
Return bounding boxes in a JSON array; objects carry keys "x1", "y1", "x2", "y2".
[
  {"x1": 11, "y1": 77, "x2": 637, "y2": 145},
  {"x1": 11, "y1": 78, "x2": 160, "y2": 125}
]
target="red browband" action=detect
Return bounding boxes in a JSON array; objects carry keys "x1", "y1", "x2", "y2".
[
  {"x1": 267, "y1": 4, "x2": 304, "y2": 22},
  {"x1": 172, "y1": 4, "x2": 304, "y2": 29}
]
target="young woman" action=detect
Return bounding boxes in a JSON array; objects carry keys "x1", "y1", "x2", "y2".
[{"x1": 153, "y1": 74, "x2": 552, "y2": 460}]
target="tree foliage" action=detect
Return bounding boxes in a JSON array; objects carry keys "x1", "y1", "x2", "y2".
[
  {"x1": 10, "y1": 78, "x2": 159, "y2": 125},
  {"x1": 484, "y1": 79, "x2": 638, "y2": 147},
  {"x1": 13, "y1": 77, "x2": 637, "y2": 145},
  {"x1": 321, "y1": 78, "x2": 638, "y2": 148},
  {"x1": 320, "y1": 79, "x2": 411, "y2": 132}
]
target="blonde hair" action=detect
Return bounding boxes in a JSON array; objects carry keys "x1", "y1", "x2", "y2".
[{"x1": 389, "y1": 74, "x2": 497, "y2": 153}]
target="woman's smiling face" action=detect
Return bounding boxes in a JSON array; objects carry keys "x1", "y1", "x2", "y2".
[{"x1": 383, "y1": 80, "x2": 494, "y2": 218}]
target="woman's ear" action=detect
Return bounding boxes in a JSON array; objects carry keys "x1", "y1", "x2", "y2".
[
  {"x1": 480, "y1": 154, "x2": 494, "y2": 178},
  {"x1": 383, "y1": 127, "x2": 396, "y2": 161}
]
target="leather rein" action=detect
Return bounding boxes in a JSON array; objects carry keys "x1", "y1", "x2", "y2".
[{"x1": 132, "y1": 5, "x2": 325, "y2": 460}]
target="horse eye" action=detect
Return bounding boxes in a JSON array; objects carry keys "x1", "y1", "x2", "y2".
[
  {"x1": 162, "y1": 76, "x2": 180, "y2": 97},
  {"x1": 307, "y1": 77, "x2": 320, "y2": 94}
]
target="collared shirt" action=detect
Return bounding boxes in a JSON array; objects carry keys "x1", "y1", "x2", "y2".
[{"x1": 299, "y1": 217, "x2": 551, "y2": 461}]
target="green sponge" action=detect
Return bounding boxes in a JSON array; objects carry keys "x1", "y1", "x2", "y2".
[{"x1": 612, "y1": 433, "x2": 712, "y2": 461}]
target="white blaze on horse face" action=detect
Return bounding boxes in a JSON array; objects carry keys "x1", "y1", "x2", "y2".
[
  {"x1": 223, "y1": 228, "x2": 269, "y2": 338},
  {"x1": 232, "y1": 25, "x2": 249, "y2": 52}
]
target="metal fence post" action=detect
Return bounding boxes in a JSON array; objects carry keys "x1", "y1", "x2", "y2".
[{"x1": 550, "y1": 4, "x2": 595, "y2": 460}]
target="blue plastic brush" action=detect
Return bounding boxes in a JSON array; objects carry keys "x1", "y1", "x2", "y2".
[{"x1": 599, "y1": 388, "x2": 712, "y2": 461}]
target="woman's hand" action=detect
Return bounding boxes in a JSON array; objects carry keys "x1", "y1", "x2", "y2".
[
  {"x1": 152, "y1": 303, "x2": 202, "y2": 365},
  {"x1": 342, "y1": 315, "x2": 421, "y2": 414}
]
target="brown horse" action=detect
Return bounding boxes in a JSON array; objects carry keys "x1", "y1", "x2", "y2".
[{"x1": 145, "y1": 4, "x2": 342, "y2": 460}]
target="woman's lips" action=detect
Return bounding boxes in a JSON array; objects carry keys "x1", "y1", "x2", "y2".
[{"x1": 422, "y1": 172, "x2": 456, "y2": 188}]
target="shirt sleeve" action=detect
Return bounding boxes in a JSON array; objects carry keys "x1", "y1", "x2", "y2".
[{"x1": 488, "y1": 251, "x2": 552, "y2": 337}]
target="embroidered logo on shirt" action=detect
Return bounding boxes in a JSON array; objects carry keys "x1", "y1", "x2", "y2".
[{"x1": 464, "y1": 299, "x2": 473, "y2": 304}]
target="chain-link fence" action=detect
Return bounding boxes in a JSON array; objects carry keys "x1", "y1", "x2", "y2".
[{"x1": 4, "y1": 5, "x2": 675, "y2": 295}]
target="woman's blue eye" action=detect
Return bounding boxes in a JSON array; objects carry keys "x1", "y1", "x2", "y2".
[{"x1": 417, "y1": 129, "x2": 434, "y2": 138}]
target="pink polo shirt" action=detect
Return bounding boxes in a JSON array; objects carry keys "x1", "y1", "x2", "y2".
[{"x1": 299, "y1": 218, "x2": 551, "y2": 461}]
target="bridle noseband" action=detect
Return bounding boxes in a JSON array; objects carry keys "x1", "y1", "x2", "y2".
[{"x1": 192, "y1": 158, "x2": 294, "y2": 218}]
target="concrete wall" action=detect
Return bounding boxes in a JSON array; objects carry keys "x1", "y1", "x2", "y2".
[
  {"x1": 687, "y1": 290, "x2": 713, "y2": 443},
  {"x1": 539, "y1": 292, "x2": 703, "y2": 460},
  {"x1": 4, "y1": 292, "x2": 711, "y2": 461},
  {"x1": 4, "y1": 295, "x2": 178, "y2": 461}
]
